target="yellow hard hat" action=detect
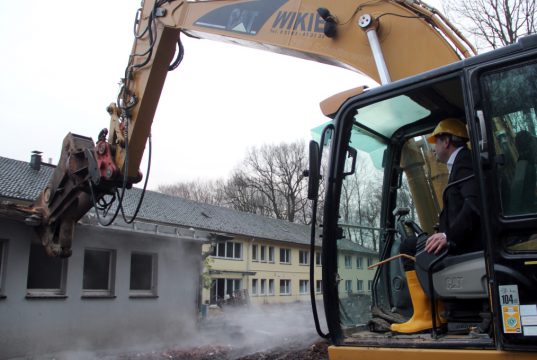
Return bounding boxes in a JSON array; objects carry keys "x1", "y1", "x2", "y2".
[{"x1": 427, "y1": 118, "x2": 469, "y2": 144}]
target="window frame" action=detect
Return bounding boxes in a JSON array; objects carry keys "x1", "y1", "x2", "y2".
[
  {"x1": 299, "y1": 279, "x2": 309, "y2": 294},
  {"x1": 268, "y1": 279, "x2": 275, "y2": 295},
  {"x1": 279, "y1": 279, "x2": 291, "y2": 295},
  {"x1": 279, "y1": 248, "x2": 291, "y2": 264},
  {"x1": 129, "y1": 252, "x2": 158, "y2": 298},
  {"x1": 252, "y1": 244, "x2": 258, "y2": 261},
  {"x1": 315, "y1": 251, "x2": 322, "y2": 266},
  {"x1": 299, "y1": 250, "x2": 309, "y2": 265},
  {"x1": 0, "y1": 240, "x2": 7, "y2": 298},
  {"x1": 344, "y1": 255, "x2": 352, "y2": 269},
  {"x1": 82, "y1": 248, "x2": 116, "y2": 298},
  {"x1": 345, "y1": 279, "x2": 352, "y2": 293},
  {"x1": 213, "y1": 241, "x2": 243, "y2": 260},
  {"x1": 252, "y1": 278, "x2": 258, "y2": 296},
  {"x1": 260, "y1": 279, "x2": 266, "y2": 295},
  {"x1": 315, "y1": 279, "x2": 322, "y2": 294},
  {"x1": 26, "y1": 243, "x2": 68, "y2": 298}
]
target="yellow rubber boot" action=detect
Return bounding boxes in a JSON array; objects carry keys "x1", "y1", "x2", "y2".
[{"x1": 391, "y1": 270, "x2": 434, "y2": 333}]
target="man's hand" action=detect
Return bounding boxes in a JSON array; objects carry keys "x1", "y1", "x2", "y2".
[{"x1": 425, "y1": 233, "x2": 447, "y2": 254}]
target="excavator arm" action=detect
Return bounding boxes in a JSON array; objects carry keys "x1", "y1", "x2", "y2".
[{"x1": 28, "y1": 0, "x2": 475, "y2": 257}]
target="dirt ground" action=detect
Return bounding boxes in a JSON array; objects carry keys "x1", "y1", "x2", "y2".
[
  {"x1": 115, "y1": 303, "x2": 329, "y2": 360},
  {"x1": 117, "y1": 340, "x2": 329, "y2": 360}
]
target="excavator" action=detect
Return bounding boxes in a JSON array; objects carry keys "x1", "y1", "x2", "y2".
[{"x1": 16, "y1": 0, "x2": 536, "y2": 358}]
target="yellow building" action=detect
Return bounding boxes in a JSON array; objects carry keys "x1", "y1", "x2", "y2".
[{"x1": 202, "y1": 233, "x2": 377, "y2": 306}]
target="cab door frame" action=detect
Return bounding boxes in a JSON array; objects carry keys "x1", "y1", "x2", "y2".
[{"x1": 467, "y1": 47, "x2": 537, "y2": 351}]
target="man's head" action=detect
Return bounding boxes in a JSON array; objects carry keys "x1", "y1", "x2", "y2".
[{"x1": 427, "y1": 118, "x2": 469, "y2": 163}]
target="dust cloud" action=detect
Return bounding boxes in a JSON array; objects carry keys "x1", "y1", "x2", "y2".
[{"x1": 195, "y1": 301, "x2": 326, "y2": 357}]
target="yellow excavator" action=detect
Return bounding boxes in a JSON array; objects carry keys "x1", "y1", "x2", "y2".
[{"x1": 19, "y1": 0, "x2": 536, "y2": 358}]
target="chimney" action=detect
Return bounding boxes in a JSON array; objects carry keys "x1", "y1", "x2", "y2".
[{"x1": 30, "y1": 151, "x2": 42, "y2": 170}]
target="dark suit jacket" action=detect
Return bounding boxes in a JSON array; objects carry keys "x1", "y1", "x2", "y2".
[{"x1": 439, "y1": 147, "x2": 482, "y2": 254}]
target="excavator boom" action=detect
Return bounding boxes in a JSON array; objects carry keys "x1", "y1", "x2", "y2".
[{"x1": 27, "y1": 0, "x2": 474, "y2": 256}]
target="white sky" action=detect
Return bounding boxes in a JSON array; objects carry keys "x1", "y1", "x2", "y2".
[{"x1": 0, "y1": 0, "x2": 443, "y2": 190}]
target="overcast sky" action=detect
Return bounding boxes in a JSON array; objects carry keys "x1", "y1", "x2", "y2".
[{"x1": 0, "y1": 0, "x2": 443, "y2": 190}]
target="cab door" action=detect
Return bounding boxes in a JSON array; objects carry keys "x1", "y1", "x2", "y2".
[{"x1": 469, "y1": 50, "x2": 537, "y2": 351}]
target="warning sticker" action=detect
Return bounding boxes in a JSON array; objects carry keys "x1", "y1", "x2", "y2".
[{"x1": 499, "y1": 285, "x2": 522, "y2": 334}]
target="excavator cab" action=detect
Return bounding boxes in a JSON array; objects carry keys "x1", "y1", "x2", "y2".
[{"x1": 314, "y1": 35, "x2": 537, "y2": 356}]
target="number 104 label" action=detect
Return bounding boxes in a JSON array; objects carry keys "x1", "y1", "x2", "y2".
[{"x1": 499, "y1": 285, "x2": 521, "y2": 334}]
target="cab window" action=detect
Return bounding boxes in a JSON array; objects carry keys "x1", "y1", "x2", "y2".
[{"x1": 482, "y1": 61, "x2": 537, "y2": 251}]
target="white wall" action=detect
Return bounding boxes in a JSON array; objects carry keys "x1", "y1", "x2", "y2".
[{"x1": 0, "y1": 218, "x2": 203, "y2": 358}]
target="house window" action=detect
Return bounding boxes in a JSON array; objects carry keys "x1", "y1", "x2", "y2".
[
  {"x1": 252, "y1": 278, "x2": 258, "y2": 295},
  {"x1": 252, "y1": 244, "x2": 258, "y2": 261},
  {"x1": 299, "y1": 250, "x2": 309, "y2": 265},
  {"x1": 260, "y1": 245, "x2": 266, "y2": 261},
  {"x1": 82, "y1": 248, "x2": 115, "y2": 297},
  {"x1": 27, "y1": 243, "x2": 67, "y2": 297},
  {"x1": 357, "y1": 279, "x2": 363, "y2": 292},
  {"x1": 345, "y1": 280, "x2": 352, "y2": 293},
  {"x1": 356, "y1": 257, "x2": 363, "y2": 269},
  {"x1": 268, "y1": 279, "x2": 275, "y2": 295},
  {"x1": 213, "y1": 241, "x2": 242, "y2": 260},
  {"x1": 280, "y1": 279, "x2": 291, "y2": 295},
  {"x1": 0, "y1": 240, "x2": 6, "y2": 297},
  {"x1": 315, "y1": 251, "x2": 321, "y2": 266},
  {"x1": 268, "y1": 246, "x2": 274, "y2": 263},
  {"x1": 367, "y1": 257, "x2": 373, "y2": 267},
  {"x1": 211, "y1": 278, "x2": 242, "y2": 304},
  {"x1": 316, "y1": 280, "x2": 322, "y2": 294},
  {"x1": 260, "y1": 279, "x2": 266, "y2": 295},
  {"x1": 368, "y1": 280, "x2": 373, "y2": 291},
  {"x1": 299, "y1": 280, "x2": 309, "y2": 294},
  {"x1": 344, "y1": 255, "x2": 352, "y2": 269},
  {"x1": 129, "y1": 252, "x2": 157, "y2": 297},
  {"x1": 280, "y1": 248, "x2": 291, "y2": 264}
]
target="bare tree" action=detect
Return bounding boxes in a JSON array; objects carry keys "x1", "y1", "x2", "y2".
[
  {"x1": 157, "y1": 140, "x2": 316, "y2": 224},
  {"x1": 445, "y1": 0, "x2": 536, "y2": 51},
  {"x1": 157, "y1": 179, "x2": 225, "y2": 205},
  {"x1": 229, "y1": 141, "x2": 309, "y2": 223}
]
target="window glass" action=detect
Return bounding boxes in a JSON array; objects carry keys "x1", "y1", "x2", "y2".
[
  {"x1": 268, "y1": 246, "x2": 274, "y2": 262},
  {"x1": 316, "y1": 280, "x2": 322, "y2": 294},
  {"x1": 279, "y1": 279, "x2": 291, "y2": 294},
  {"x1": 0, "y1": 240, "x2": 4, "y2": 295},
  {"x1": 260, "y1": 279, "x2": 266, "y2": 295},
  {"x1": 299, "y1": 280, "x2": 309, "y2": 294},
  {"x1": 214, "y1": 241, "x2": 242, "y2": 259},
  {"x1": 482, "y1": 61, "x2": 537, "y2": 252},
  {"x1": 130, "y1": 253, "x2": 156, "y2": 294},
  {"x1": 315, "y1": 251, "x2": 321, "y2": 266},
  {"x1": 27, "y1": 243, "x2": 66, "y2": 295},
  {"x1": 260, "y1": 246, "x2": 266, "y2": 261},
  {"x1": 299, "y1": 250, "x2": 308, "y2": 265},
  {"x1": 226, "y1": 242, "x2": 234, "y2": 258},
  {"x1": 345, "y1": 280, "x2": 352, "y2": 293},
  {"x1": 337, "y1": 124, "x2": 382, "y2": 328},
  {"x1": 280, "y1": 248, "x2": 290, "y2": 263},
  {"x1": 252, "y1": 279, "x2": 258, "y2": 295},
  {"x1": 234, "y1": 243, "x2": 241, "y2": 259},
  {"x1": 252, "y1": 244, "x2": 258, "y2": 261},
  {"x1": 268, "y1": 279, "x2": 274, "y2": 295},
  {"x1": 83, "y1": 249, "x2": 114, "y2": 296}
]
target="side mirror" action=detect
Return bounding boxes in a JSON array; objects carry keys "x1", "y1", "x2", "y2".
[{"x1": 306, "y1": 140, "x2": 320, "y2": 200}]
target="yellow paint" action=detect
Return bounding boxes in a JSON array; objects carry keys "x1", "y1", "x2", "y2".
[{"x1": 328, "y1": 346, "x2": 536, "y2": 360}]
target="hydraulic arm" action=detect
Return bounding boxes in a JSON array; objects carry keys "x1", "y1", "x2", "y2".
[{"x1": 26, "y1": 0, "x2": 474, "y2": 256}]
